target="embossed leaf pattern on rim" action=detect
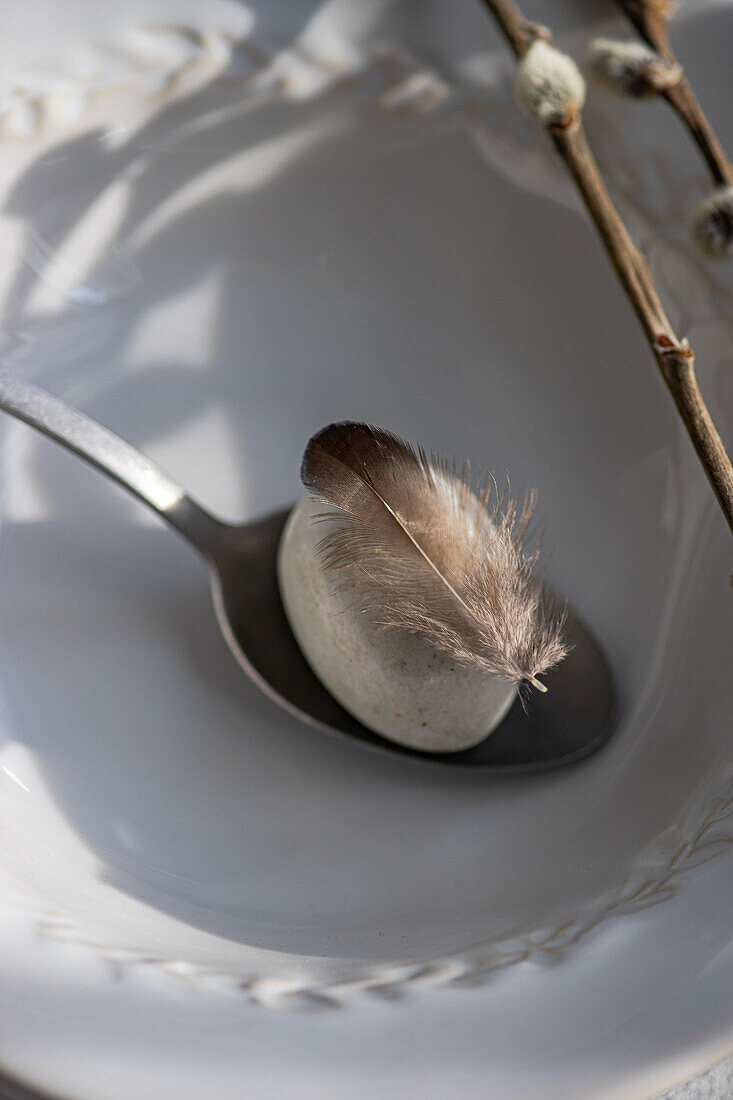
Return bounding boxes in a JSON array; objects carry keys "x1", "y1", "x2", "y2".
[{"x1": 1, "y1": 771, "x2": 729, "y2": 1010}]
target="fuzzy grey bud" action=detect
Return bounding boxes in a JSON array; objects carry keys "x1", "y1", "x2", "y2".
[
  {"x1": 692, "y1": 186, "x2": 733, "y2": 260},
  {"x1": 513, "y1": 40, "x2": 586, "y2": 127},
  {"x1": 587, "y1": 38, "x2": 682, "y2": 98}
]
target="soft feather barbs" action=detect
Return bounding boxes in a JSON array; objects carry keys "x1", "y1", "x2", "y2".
[{"x1": 301, "y1": 422, "x2": 568, "y2": 690}]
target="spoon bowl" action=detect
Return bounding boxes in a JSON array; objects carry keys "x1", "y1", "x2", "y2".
[
  {"x1": 0, "y1": 367, "x2": 616, "y2": 771},
  {"x1": 211, "y1": 507, "x2": 615, "y2": 771}
]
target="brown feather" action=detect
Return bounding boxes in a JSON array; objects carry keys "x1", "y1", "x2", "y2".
[{"x1": 301, "y1": 422, "x2": 568, "y2": 686}]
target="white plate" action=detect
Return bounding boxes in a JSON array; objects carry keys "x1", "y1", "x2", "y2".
[{"x1": 0, "y1": 2, "x2": 732, "y2": 1097}]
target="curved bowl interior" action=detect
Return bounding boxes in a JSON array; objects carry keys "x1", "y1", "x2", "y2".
[{"x1": 0, "y1": 0, "x2": 731, "y2": 985}]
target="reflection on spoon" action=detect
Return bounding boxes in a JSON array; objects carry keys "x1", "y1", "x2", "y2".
[{"x1": 0, "y1": 367, "x2": 615, "y2": 772}]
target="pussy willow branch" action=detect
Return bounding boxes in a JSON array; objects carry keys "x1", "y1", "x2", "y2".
[
  {"x1": 615, "y1": 0, "x2": 732, "y2": 186},
  {"x1": 478, "y1": 0, "x2": 733, "y2": 540}
]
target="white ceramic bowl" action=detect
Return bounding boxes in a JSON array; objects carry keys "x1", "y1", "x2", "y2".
[{"x1": 0, "y1": 2, "x2": 732, "y2": 1098}]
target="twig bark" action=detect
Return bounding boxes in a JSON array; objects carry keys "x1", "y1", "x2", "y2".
[
  {"x1": 614, "y1": 0, "x2": 732, "y2": 187},
  {"x1": 478, "y1": 0, "x2": 733, "y2": 538}
]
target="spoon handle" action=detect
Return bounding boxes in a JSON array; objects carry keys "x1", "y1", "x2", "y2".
[{"x1": 0, "y1": 367, "x2": 225, "y2": 558}]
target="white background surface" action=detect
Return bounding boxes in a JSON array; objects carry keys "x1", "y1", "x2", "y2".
[{"x1": 0, "y1": 2, "x2": 732, "y2": 1099}]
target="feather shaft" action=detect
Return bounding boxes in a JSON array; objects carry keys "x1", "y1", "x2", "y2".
[{"x1": 378, "y1": 494, "x2": 473, "y2": 616}]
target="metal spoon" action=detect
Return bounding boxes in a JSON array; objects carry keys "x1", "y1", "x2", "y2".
[{"x1": 0, "y1": 367, "x2": 615, "y2": 772}]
